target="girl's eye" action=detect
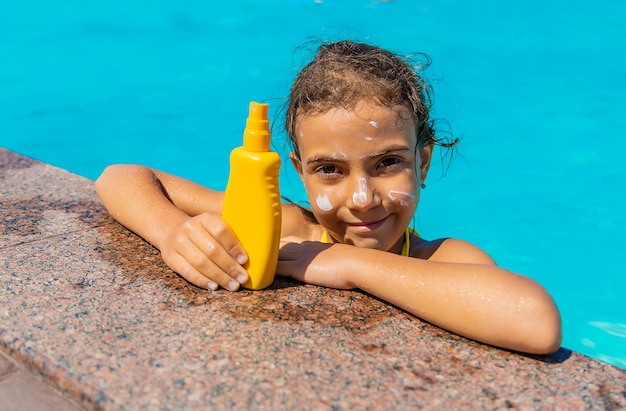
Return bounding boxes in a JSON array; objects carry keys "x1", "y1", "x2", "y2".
[
  {"x1": 314, "y1": 164, "x2": 342, "y2": 180},
  {"x1": 378, "y1": 156, "x2": 404, "y2": 170}
]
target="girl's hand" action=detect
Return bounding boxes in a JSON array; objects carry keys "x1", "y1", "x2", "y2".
[
  {"x1": 158, "y1": 212, "x2": 249, "y2": 291},
  {"x1": 276, "y1": 236, "x2": 354, "y2": 290}
]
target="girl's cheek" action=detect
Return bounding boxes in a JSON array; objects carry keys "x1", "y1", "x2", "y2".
[
  {"x1": 315, "y1": 192, "x2": 334, "y2": 212},
  {"x1": 387, "y1": 189, "x2": 417, "y2": 207}
]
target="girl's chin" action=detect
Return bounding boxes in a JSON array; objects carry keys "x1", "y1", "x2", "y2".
[
  {"x1": 341, "y1": 231, "x2": 402, "y2": 252},
  {"x1": 322, "y1": 215, "x2": 407, "y2": 250}
]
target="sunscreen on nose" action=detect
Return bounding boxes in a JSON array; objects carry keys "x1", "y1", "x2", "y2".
[
  {"x1": 222, "y1": 102, "x2": 282, "y2": 290},
  {"x1": 352, "y1": 178, "x2": 368, "y2": 207}
]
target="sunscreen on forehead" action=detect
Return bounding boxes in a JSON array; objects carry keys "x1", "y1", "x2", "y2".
[{"x1": 222, "y1": 102, "x2": 282, "y2": 290}]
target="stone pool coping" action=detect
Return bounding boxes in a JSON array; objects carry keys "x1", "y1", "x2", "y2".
[{"x1": 1, "y1": 147, "x2": 625, "y2": 410}]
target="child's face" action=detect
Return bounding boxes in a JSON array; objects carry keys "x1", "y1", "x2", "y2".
[{"x1": 291, "y1": 102, "x2": 432, "y2": 253}]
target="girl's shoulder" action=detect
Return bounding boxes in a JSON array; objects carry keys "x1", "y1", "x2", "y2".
[{"x1": 411, "y1": 236, "x2": 496, "y2": 265}]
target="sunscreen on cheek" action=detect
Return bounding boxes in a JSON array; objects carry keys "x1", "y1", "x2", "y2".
[
  {"x1": 316, "y1": 193, "x2": 334, "y2": 212},
  {"x1": 388, "y1": 190, "x2": 416, "y2": 207}
]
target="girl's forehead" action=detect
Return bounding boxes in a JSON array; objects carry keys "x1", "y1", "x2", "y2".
[
  {"x1": 295, "y1": 103, "x2": 417, "y2": 155},
  {"x1": 299, "y1": 103, "x2": 412, "y2": 129}
]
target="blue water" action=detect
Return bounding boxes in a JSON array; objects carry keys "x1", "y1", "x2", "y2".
[{"x1": 1, "y1": 1, "x2": 625, "y2": 369}]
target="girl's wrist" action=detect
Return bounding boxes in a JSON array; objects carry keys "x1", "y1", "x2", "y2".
[
  {"x1": 334, "y1": 244, "x2": 365, "y2": 290},
  {"x1": 150, "y1": 209, "x2": 189, "y2": 251}
]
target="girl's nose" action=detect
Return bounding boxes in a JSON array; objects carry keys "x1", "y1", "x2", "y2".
[{"x1": 350, "y1": 177, "x2": 380, "y2": 211}]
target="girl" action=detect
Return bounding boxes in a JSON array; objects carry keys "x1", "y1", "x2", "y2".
[{"x1": 95, "y1": 40, "x2": 561, "y2": 355}]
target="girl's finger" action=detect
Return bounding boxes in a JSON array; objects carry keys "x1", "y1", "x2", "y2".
[
  {"x1": 164, "y1": 225, "x2": 246, "y2": 291},
  {"x1": 199, "y1": 213, "x2": 248, "y2": 266},
  {"x1": 184, "y1": 230, "x2": 248, "y2": 291},
  {"x1": 164, "y1": 252, "x2": 213, "y2": 289},
  {"x1": 184, "y1": 243, "x2": 244, "y2": 291}
]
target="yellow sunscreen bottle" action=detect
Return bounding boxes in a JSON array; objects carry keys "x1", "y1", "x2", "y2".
[{"x1": 222, "y1": 102, "x2": 282, "y2": 290}]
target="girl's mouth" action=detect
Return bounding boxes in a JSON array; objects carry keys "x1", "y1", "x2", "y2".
[{"x1": 346, "y1": 216, "x2": 389, "y2": 232}]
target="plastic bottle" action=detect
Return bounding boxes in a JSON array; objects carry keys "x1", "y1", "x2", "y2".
[{"x1": 222, "y1": 102, "x2": 282, "y2": 290}]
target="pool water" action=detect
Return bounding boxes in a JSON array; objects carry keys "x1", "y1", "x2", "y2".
[{"x1": 2, "y1": 0, "x2": 625, "y2": 369}]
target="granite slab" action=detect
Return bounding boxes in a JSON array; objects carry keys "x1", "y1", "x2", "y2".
[
  {"x1": 0, "y1": 350, "x2": 83, "y2": 411},
  {"x1": 1, "y1": 148, "x2": 625, "y2": 410},
  {"x1": 0, "y1": 148, "x2": 113, "y2": 249}
]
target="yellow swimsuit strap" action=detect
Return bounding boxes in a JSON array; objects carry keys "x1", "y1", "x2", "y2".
[{"x1": 320, "y1": 227, "x2": 417, "y2": 257}]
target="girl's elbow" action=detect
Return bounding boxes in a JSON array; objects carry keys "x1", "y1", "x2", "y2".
[
  {"x1": 521, "y1": 293, "x2": 562, "y2": 355},
  {"x1": 528, "y1": 321, "x2": 562, "y2": 355},
  {"x1": 95, "y1": 164, "x2": 142, "y2": 195},
  {"x1": 94, "y1": 165, "x2": 120, "y2": 192},
  {"x1": 94, "y1": 168, "x2": 109, "y2": 198},
  {"x1": 537, "y1": 315, "x2": 562, "y2": 354}
]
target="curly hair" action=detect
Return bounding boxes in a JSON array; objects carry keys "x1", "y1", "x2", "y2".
[{"x1": 285, "y1": 40, "x2": 453, "y2": 159}]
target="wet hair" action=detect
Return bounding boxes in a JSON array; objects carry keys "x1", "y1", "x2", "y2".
[{"x1": 285, "y1": 40, "x2": 456, "y2": 159}]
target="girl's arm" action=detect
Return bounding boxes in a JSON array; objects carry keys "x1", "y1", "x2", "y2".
[
  {"x1": 94, "y1": 164, "x2": 251, "y2": 290},
  {"x1": 277, "y1": 238, "x2": 562, "y2": 354}
]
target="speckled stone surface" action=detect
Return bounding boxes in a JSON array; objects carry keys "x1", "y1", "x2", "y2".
[
  {"x1": 0, "y1": 148, "x2": 112, "y2": 249},
  {"x1": 1, "y1": 147, "x2": 625, "y2": 410},
  {"x1": 0, "y1": 350, "x2": 83, "y2": 411}
]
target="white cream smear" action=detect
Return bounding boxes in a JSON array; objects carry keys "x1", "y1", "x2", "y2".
[
  {"x1": 316, "y1": 193, "x2": 334, "y2": 212},
  {"x1": 352, "y1": 178, "x2": 368, "y2": 207},
  {"x1": 388, "y1": 190, "x2": 416, "y2": 207}
]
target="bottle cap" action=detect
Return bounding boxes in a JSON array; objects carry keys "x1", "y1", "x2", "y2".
[{"x1": 244, "y1": 102, "x2": 270, "y2": 152}]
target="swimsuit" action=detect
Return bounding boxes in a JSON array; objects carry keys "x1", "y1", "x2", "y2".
[{"x1": 320, "y1": 228, "x2": 416, "y2": 257}]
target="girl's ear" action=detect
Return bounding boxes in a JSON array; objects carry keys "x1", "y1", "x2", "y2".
[
  {"x1": 419, "y1": 143, "x2": 433, "y2": 184},
  {"x1": 289, "y1": 152, "x2": 303, "y2": 177}
]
